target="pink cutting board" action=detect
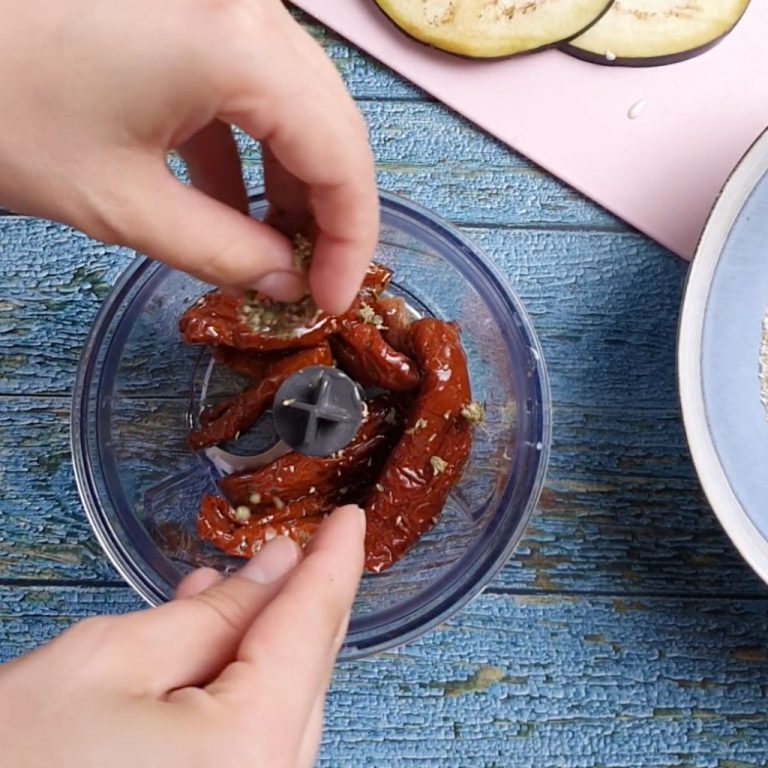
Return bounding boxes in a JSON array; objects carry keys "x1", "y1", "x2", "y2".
[{"x1": 294, "y1": 0, "x2": 768, "y2": 259}]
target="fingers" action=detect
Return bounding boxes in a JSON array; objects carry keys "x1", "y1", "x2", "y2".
[
  {"x1": 263, "y1": 146, "x2": 379, "y2": 315},
  {"x1": 296, "y1": 692, "x2": 326, "y2": 768},
  {"x1": 270, "y1": 13, "x2": 380, "y2": 314},
  {"x1": 221, "y1": 24, "x2": 378, "y2": 314},
  {"x1": 175, "y1": 567, "x2": 224, "y2": 599},
  {"x1": 176, "y1": 120, "x2": 249, "y2": 214},
  {"x1": 97, "y1": 536, "x2": 302, "y2": 693},
  {"x1": 308, "y1": 187, "x2": 380, "y2": 315},
  {"x1": 96, "y1": 156, "x2": 305, "y2": 301},
  {"x1": 207, "y1": 506, "x2": 365, "y2": 717},
  {"x1": 262, "y1": 144, "x2": 311, "y2": 238}
]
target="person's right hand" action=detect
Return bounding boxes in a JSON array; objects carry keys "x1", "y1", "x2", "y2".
[
  {"x1": 0, "y1": 0, "x2": 379, "y2": 314},
  {"x1": 0, "y1": 505, "x2": 366, "y2": 768}
]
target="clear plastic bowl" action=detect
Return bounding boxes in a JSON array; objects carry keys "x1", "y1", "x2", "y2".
[{"x1": 71, "y1": 191, "x2": 551, "y2": 659}]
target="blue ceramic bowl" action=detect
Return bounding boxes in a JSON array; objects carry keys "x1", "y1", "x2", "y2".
[
  {"x1": 679, "y1": 129, "x2": 768, "y2": 584},
  {"x1": 71, "y1": 191, "x2": 551, "y2": 658}
]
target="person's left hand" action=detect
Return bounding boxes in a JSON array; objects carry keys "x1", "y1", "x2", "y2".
[{"x1": 0, "y1": 505, "x2": 365, "y2": 768}]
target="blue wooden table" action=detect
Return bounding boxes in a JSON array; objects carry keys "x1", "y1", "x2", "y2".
[{"x1": 2, "y1": 13, "x2": 768, "y2": 767}]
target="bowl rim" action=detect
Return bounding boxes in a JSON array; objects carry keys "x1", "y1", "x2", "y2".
[
  {"x1": 71, "y1": 189, "x2": 552, "y2": 658},
  {"x1": 678, "y1": 127, "x2": 768, "y2": 586}
]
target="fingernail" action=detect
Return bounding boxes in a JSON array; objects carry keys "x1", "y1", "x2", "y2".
[
  {"x1": 251, "y1": 271, "x2": 307, "y2": 303},
  {"x1": 238, "y1": 536, "x2": 301, "y2": 585}
]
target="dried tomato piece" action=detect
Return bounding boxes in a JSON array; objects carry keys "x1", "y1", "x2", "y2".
[
  {"x1": 218, "y1": 395, "x2": 403, "y2": 508},
  {"x1": 179, "y1": 291, "x2": 335, "y2": 352},
  {"x1": 199, "y1": 452, "x2": 393, "y2": 561},
  {"x1": 231, "y1": 493, "x2": 334, "y2": 527},
  {"x1": 189, "y1": 343, "x2": 332, "y2": 450},
  {"x1": 212, "y1": 347, "x2": 276, "y2": 380},
  {"x1": 198, "y1": 398, "x2": 231, "y2": 430},
  {"x1": 365, "y1": 419, "x2": 471, "y2": 573},
  {"x1": 360, "y1": 262, "x2": 393, "y2": 298},
  {"x1": 331, "y1": 322, "x2": 420, "y2": 392},
  {"x1": 374, "y1": 296, "x2": 414, "y2": 355},
  {"x1": 363, "y1": 319, "x2": 473, "y2": 573},
  {"x1": 179, "y1": 263, "x2": 392, "y2": 352},
  {"x1": 197, "y1": 495, "x2": 323, "y2": 558}
]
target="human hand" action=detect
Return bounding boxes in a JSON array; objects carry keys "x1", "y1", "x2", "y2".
[
  {"x1": 0, "y1": 0, "x2": 378, "y2": 313},
  {"x1": 0, "y1": 505, "x2": 365, "y2": 768}
]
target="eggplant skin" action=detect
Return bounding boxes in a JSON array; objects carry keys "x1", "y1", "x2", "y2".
[
  {"x1": 561, "y1": 33, "x2": 727, "y2": 67},
  {"x1": 373, "y1": 0, "x2": 615, "y2": 60},
  {"x1": 561, "y1": 0, "x2": 750, "y2": 67}
]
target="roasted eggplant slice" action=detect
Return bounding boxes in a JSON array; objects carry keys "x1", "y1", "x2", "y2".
[
  {"x1": 374, "y1": 0, "x2": 615, "y2": 58},
  {"x1": 562, "y1": 0, "x2": 750, "y2": 66}
]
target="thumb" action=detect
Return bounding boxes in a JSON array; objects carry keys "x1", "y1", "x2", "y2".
[
  {"x1": 105, "y1": 535, "x2": 303, "y2": 694},
  {"x1": 89, "y1": 156, "x2": 305, "y2": 301},
  {"x1": 174, "y1": 566, "x2": 224, "y2": 599}
]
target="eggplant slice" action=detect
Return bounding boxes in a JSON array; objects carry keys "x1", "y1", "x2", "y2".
[
  {"x1": 374, "y1": 0, "x2": 615, "y2": 59},
  {"x1": 562, "y1": 0, "x2": 750, "y2": 66}
]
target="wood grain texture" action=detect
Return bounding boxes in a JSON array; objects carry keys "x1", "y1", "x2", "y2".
[
  {"x1": 1, "y1": 586, "x2": 768, "y2": 767},
  {"x1": 0, "y1": 217, "x2": 683, "y2": 410},
  {"x1": 1, "y1": 395, "x2": 764, "y2": 598},
  {"x1": 1, "y1": 11, "x2": 767, "y2": 766},
  {"x1": 229, "y1": 102, "x2": 622, "y2": 231},
  {"x1": 300, "y1": 15, "x2": 425, "y2": 102}
]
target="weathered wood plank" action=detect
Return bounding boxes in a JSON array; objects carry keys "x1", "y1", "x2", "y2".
[
  {"x1": 1, "y1": 396, "x2": 762, "y2": 597},
  {"x1": 225, "y1": 99, "x2": 622, "y2": 231},
  {"x1": 1, "y1": 586, "x2": 767, "y2": 767},
  {"x1": 0, "y1": 224, "x2": 129, "y2": 395},
  {"x1": 0, "y1": 217, "x2": 682, "y2": 410},
  {"x1": 0, "y1": 102, "x2": 621, "y2": 232},
  {"x1": 298, "y1": 12, "x2": 425, "y2": 102},
  {"x1": 0, "y1": 399, "x2": 118, "y2": 581}
]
